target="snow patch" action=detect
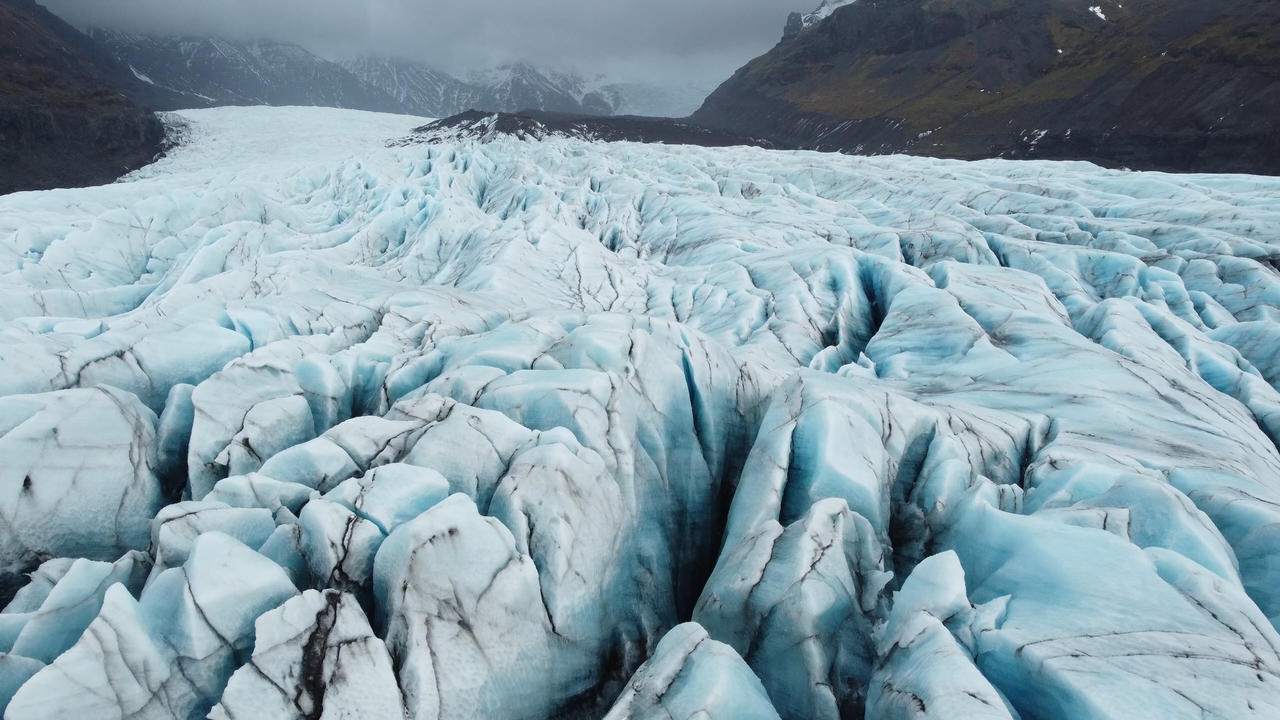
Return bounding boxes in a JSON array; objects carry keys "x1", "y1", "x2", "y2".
[
  {"x1": 128, "y1": 65, "x2": 154, "y2": 85},
  {"x1": 802, "y1": 0, "x2": 858, "y2": 29}
]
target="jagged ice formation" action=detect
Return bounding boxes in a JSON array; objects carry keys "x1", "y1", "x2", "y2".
[{"x1": 0, "y1": 106, "x2": 1279, "y2": 719}]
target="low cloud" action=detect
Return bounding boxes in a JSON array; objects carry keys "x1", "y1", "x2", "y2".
[{"x1": 42, "y1": 0, "x2": 802, "y2": 85}]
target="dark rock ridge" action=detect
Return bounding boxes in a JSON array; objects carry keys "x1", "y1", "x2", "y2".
[
  {"x1": 0, "y1": 0, "x2": 173, "y2": 195},
  {"x1": 405, "y1": 109, "x2": 776, "y2": 148},
  {"x1": 694, "y1": 0, "x2": 1280, "y2": 174}
]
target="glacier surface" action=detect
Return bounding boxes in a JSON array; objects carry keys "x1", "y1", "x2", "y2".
[{"x1": 1, "y1": 105, "x2": 1279, "y2": 719}]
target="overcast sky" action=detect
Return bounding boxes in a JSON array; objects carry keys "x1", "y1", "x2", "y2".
[{"x1": 43, "y1": 0, "x2": 805, "y2": 85}]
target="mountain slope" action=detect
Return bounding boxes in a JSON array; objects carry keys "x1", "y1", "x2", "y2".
[
  {"x1": 91, "y1": 31, "x2": 404, "y2": 112},
  {"x1": 343, "y1": 58, "x2": 619, "y2": 117},
  {"x1": 88, "y1": 28, "x2": 709, "y2": 120},
  {"x1": 466, "y1": 62, "x2": 618, "y2": 115},
  {"x1": 343, "y1": 56, "x2": 712, "y2": 118},
  {"x1": 340, "y1": 56, "x2": 476, "y2": 117},
  {"x1": 695, "y1": 0, "x2": 1280, "y2": 173},
  {"x1": 0, "y1": 0, "x2": 169, "y2": 194}
]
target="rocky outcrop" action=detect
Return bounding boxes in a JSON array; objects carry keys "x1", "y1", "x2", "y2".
[
  {"x1": 0, "y1": 0, "x2": 170, "y2": 194},
  {"x1": 404, "y1": 109, "x2": 776, "y2": 147},
  {"x1": 694, "y1": 0, "x2": 1280, "y2": 173}
]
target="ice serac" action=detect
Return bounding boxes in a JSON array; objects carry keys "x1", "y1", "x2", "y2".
[
  {"x1": 0, "y1": 552, "x2": 149, "y2": 711},
  {"x1": 0, "y1": 386, "x2": 164, "y2": 594},
  {"x1": 3, "y1": 584, "x2": 168, "y2": 720},
  {"x1": 866, "y1": 552, "x2": 1015, "y2": 720},
  {"x1": 210, "y1": 589, "x2": 403, "y2": 720},
  {"x1": 6, "y1": 533, "x2": 296, "y2": 720},
  {"x1": 4, "y1": 553, "x2": 150, "y2": 664},
  {"x1": 695, "y1": 496, "x2": 890, "y2": 719},
  {"x1": 944, "y1": 504, "x2": 1280, "y2": 719},
  {"x1": 1, "y1": 107, "x2": 1280, "y2": 719},
  {"x1": 602, "y1": 623, "x2": 781, "y2": 720},
  {"x1": 374, "y1": 493, "x2": 571, "y2": 720}
]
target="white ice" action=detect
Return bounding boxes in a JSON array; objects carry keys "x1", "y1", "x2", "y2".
[{"x1": 0, "y1": 105, "x2": 1278, "y2": 719}]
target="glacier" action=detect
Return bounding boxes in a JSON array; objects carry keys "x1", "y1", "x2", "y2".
[{"x1": 0, "y1": 105, "x2": 1279, "y2": 718}]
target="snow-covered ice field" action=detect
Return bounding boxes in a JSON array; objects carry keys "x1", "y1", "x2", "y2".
[{"x1": 2, "y1": 106, "x2": 1280, "y2": 719}]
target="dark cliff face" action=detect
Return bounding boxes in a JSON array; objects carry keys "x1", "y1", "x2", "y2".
[
  {"x1": 0, "y1": 0, "x2": 172, "y2": 195},
  {"x1": 693, "y1": 0, "x2": 1280, "y2": 174}
]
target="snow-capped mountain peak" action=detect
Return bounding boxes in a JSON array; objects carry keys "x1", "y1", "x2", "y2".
[
  {"x1": 783, "y1": 0, "x2": 859, "y2": 38},
  {"x1": 340, "y1": 55, "x2": 475, "y2": 118},
  {"x1": 464, "y1": 62, "x2": 616, "y2": 115},
  {"x1": 802, "y1": 0, "x2": 857, "y2": 28},
  {"x1": 88, "y1": 29, "x2": 711, "y2": 119},
  {"x1": 89, "y1": 30, "x2": 403, "y2": 112}
]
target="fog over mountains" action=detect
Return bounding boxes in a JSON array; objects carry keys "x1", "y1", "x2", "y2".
[
  {"x1": 91, "y1": 29, "x2": 714, "y2": 118},
  {"x1": 41, "y1": 0, "x2": 794, "y2": 107}
]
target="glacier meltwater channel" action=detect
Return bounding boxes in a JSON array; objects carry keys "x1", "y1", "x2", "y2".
[{"x1": 1, "y1": 106, "x2": 1279, "y2": 719}]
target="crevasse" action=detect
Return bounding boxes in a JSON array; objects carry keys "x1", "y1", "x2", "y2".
[{"x1": 0, "y1": 106, "x2": 1278, "y2": 719}]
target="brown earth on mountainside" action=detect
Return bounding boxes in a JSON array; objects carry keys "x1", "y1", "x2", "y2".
[
  {"x1": 0, "y1": 0, "x2": 182, "y2": 194},
  {"x1": 694, "y1": 0, "x2": 1280, "y2": 173}
]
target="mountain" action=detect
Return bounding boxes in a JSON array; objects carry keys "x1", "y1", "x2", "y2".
[
  {"x1": 785, "y1": 0, "x2": 857, "y2": 34},
  {"x1": 343, "y1": 58, "x2": 618, "y2": 117},
  {"x1": 466, "y1": 65, "x2": 713, "y2": 117},
  {"x1": 459, "y1": 64, "x2": 714, "y2": 118},
  {"x1": 695, "y1": 0, "x2": 1280, "y2": 173},
  {"x1": 0, "y1": 0, "x2": 171, "y2": 194},
  {"x1": 346, "y1": 56, "x2": 713, "y2": 118},
  {"x1": 340, "y1": 56, "x2": 476, "y2": 118},
  {"x1": 405, "y1": 109, "x2": 775, "y2": 147},
  {"x1": 3, "y1": 104, "x2": 1280, "y2": 719},
  {"x1": 90, "y1": 31, "x2": 403, "y2": 112},
  {"x1": 92, "y1": 34, "x2": 704, "y2": 120},
  {"x1": 467, "y1": 62, "x2": 618, "y2": 115}
]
